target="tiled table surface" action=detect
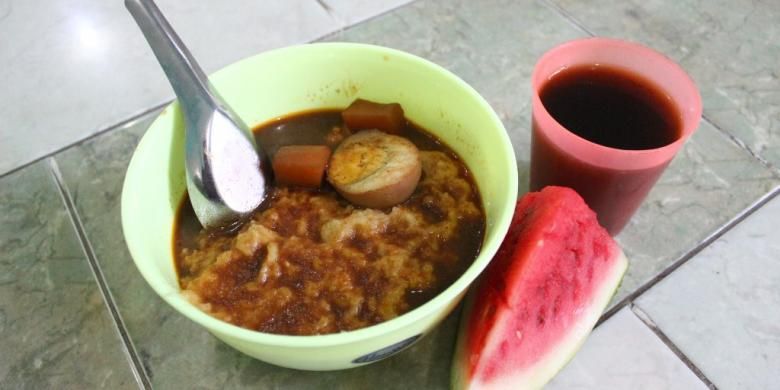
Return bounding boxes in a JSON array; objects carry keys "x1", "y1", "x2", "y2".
[
  {"x1": 0, "y1": 0, "x2": 413, "y2": 176},
  {"x1": 1, "y1": 0, "x2": 778, "y2": 388}
]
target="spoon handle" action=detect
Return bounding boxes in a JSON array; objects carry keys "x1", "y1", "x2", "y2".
[
  {"x1": 125, "y1": 0, "x2": 218, "y2": 116},
  {"x1": 125, "y1": 0, "x2": 269, "y2": 229}
]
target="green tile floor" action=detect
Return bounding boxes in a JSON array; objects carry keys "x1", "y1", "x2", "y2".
[{"x1": 2, "y1": 0, "x2": 778, "y2": 388}]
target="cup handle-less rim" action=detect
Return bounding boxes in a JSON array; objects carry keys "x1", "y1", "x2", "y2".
[{"x1": 531, "y1": 37, "x2": 703, "y2": 171}]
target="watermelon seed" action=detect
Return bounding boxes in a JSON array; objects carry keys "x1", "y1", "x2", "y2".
[
  {"x1": 515, "y1": 330, "x2": 523, "y2": 340},
  {"x1": 537, "y1": 309, "x2": 546, "y2": 328}
]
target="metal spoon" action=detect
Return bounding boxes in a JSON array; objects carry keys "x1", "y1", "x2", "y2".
[{"x1": 125, "y1": 0, "x2": 271, "y2": 229}]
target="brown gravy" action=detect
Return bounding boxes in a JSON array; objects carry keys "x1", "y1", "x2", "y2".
[{"x1": 173, "y1": 110, "x2": 485, "y2": 335}]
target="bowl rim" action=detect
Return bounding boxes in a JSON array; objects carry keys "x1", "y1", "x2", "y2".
[{"x1": 121, "y1": 42, "x2": 518, "y2": 348}]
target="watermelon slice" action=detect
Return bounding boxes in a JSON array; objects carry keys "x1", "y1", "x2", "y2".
[{"x1": 452, "y1": 186, "x2": 628, "y2": 389}]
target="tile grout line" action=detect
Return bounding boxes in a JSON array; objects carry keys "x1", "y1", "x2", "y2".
[
  {"x1": 538, "y1": 0, "x2": 596, "y2": 36},
  {"x1": 46, "y1": 157, "x2": 152, "y2": 390},
  {"x1": 315, "y1": 0, "x2": 417, "y2": 42},
  {"x1": 701, "y1": 114, "x2": 779, "y2": 175},
  {"x1": 314, "y1": 0, "x2": 348, "y2": 33},
  {"x1": 595, "y1": 183, "x2": 780, "y2": 329},
  {"x1": 0, "y1": 103, "x2": 169, "y2": 181},
  {"x1": 630, "y1": 304, "x2": 718, "y2": 389}
]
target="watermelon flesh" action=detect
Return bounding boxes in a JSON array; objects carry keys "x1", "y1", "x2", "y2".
[{"x1": 452, "y1": 186, "x2": 628, "y2": 389}]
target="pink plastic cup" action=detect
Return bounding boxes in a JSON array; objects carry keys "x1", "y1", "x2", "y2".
[{"x1": 530, "y1": 38, "x2": 702, "y2": 235}]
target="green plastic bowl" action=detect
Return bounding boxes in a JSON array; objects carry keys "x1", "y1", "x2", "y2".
[{"x1": 121, "y1": 43, "x2": 517, "y2": 370}]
